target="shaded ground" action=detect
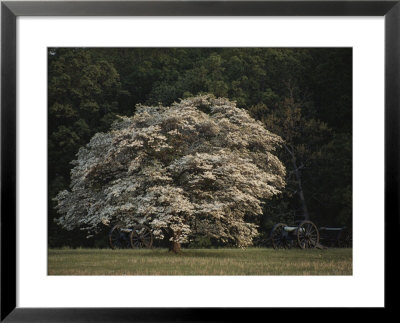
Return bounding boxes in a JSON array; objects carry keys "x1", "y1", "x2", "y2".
[{"x1": 48, "y1": 248, "x2": 352, "y2": 275}]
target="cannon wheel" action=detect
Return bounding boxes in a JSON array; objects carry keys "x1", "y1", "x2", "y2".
[
  {"x1": 338, "y1": 227, "x2": 352, "y2": 248},
  {"x1": 297, "y1": 220, "x2": 319, "y2": 249},
  {"x1": 109, "y1": 224, "x2": 131, "y2": 249},
  {"x1": 130, "y1": 224, "x2": 153, "y2": 249},
  {"x1": 270, "y1": 223, "x2": 291, "y2": 249}
]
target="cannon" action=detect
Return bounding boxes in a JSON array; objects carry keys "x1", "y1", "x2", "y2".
[
  {"x1": 319, "y1": 226, "x2": 352, "y2": 248},
  {"x1": 108, "y1": 223, "x2": 153, "y2": 249},
  {"x1": 270, "y1": 220, "x2": 320, "y2": 249}
]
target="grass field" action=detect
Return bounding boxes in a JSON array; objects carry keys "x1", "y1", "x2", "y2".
[{"x1": 48, "y1": 248, "x2": 352, "y2": 275}]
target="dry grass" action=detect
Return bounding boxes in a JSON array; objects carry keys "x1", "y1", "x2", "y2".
[{"x1": 48, "y1": 248, "x2": 352, "y2": 275}]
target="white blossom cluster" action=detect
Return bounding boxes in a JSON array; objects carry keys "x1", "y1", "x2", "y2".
[{"x1": 54, "y1": 95, "x2": 286, "y2": 247}]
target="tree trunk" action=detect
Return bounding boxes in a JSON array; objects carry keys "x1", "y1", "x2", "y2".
[
  {"x1": 291, "y1": 156, "x2": 310, "y2": 221},
  {"x1": 169, "y1": 241, "x2": 182, "y2": 254},
  {"x1": 284, "y1": 144, "x2": 310, "y2": 221}
]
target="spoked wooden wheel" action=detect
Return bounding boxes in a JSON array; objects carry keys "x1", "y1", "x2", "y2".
[
  {"x1": 109, "y1": 224, "x2": 131, "y2": 249},
  {"x1": 297, "y1": 220, "x2": 319, "y2": 249},
  {"x1": 338, "y1": 227, "x2": 352, "y2": 248},
  {"x1": 130, "y1": 224, "x2": 153, "y2": 249},
  {"x1": 270, "y1": 223, "x2": 291, "y2": 249}
]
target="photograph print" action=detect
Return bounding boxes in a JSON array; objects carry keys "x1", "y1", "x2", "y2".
[{"x1": 48, "y1": 48, "x2": 352, "y2": 275}]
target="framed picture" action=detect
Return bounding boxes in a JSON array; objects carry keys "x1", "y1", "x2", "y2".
[{"x1": 1, "y1": 0, "x2": 396, "y2": 321}]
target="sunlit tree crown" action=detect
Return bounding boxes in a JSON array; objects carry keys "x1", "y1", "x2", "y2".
[{"x1": 55, "y1": 95, "x2": 286, "y2": 247}]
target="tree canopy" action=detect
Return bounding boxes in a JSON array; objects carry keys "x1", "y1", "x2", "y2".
[{"x1": 54, "y1": 96, "x2": 286, "y2": 252}]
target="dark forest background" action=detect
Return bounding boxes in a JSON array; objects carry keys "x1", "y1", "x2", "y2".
[{"x1": 48, "y1": 48, "x2": 352, "y2": 248}]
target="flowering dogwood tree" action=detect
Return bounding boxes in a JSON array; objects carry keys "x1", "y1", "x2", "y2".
[{"x1": 55, "y1": 95, "x2": 286, "y2": 253}]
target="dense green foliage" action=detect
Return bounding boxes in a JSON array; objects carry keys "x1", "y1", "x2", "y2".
[{"x1": 48, "y1": 48, "x2": 352, "y2": 248}]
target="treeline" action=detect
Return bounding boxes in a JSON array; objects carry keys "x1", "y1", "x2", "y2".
[{"x1": 48, "y1": 48, "x2": 352, "y2": 248}]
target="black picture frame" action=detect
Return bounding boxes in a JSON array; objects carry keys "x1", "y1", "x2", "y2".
[{"x1": 1, "y1": 0, "x2": 397, "y2": 321}]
